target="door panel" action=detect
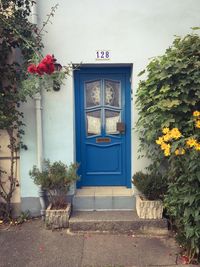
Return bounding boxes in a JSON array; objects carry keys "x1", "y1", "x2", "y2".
[
  {"x1": 75, "y1": 68, "x2": 131, "y2": 187},
  {"x1": 86, "y1": 143, "x2": 121, "y2": 173}
]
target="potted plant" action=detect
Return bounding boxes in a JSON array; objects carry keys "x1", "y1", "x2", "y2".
[
  {"x1": 29, "y1": 160, "x2": 79, "y2": 229},
  {"x1": 132, "y1": 172, "x2": 167, "y2": 219}
]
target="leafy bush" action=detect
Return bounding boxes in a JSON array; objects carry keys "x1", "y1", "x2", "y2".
[
  {"x1": 136, "y1": 32, "x2": 200, "y2": 166},
  {"x1": 136, "y1": 30, "x2": 200, "y2": 263},
  {"x1": 132, "y1": 171, "x2": 167, "y2": 200},
  {"x1": 156, "y1": 112, "x2": 200, "y2": 263},
  {"x1": 0, "y1": 0, "x2": 58, "y2": 221},
  {"x1": 0, "y1": 0, "x2": 39, "y2": 221},
  {"x1": 165, "y1": 151, "x2": 200, "y2": 263},
  {"x1": 29, "y1": 160, "x2": 79, "y2": 208}
]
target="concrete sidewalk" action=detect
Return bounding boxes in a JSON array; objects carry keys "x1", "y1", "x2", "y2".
[{"x1": 0, "y1": 218, "x2": 197, "y2": 267}]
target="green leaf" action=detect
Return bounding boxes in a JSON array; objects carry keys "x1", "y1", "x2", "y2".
[
  {"x1": 138, "y1": 69, "x2": 145, "y2": 76},
  {"x1": 191, "y1": 27, "x2": 200, "y2": 30}
]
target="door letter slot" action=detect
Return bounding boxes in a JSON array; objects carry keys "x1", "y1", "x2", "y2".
[{"x1": 96, "y1": 137, "x2": 111, "y2": 143}]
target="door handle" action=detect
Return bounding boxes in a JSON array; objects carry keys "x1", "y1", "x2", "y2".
[{"x1": 117, "y1": 122, "x2": 125, "y2": 134}]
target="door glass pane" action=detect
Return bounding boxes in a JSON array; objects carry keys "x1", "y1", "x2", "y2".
[
  {"x1": 86, "y1": 110, "x2": 101, "y2": 136},
  {"x1": 85, "y1": 81, "x2": 101, "y2": 107},
  {"x1": 105, "y1": 110, "x2": 120, "y2": 135},
  {"x1": 105, "y1": 80, "x2": 120, "y2": 107}
]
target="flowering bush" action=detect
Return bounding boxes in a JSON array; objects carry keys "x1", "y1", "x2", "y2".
[
  {"x1": 157, "y1": 112, "x2": 200, "y2": 263},
  {"x1": 136, "y1": 32, "x2": 200, "y2": 176},
  {"x1": 136, "y1": 31, "x2": 200, "y2": 263},
  {"x1": 0, "y1": 0, "x2": 43, "y2": 221},
  {"x1": 0, "y1": 1, "x2": 71, "y2": 220},
  {"x1": 156, "y1": 111, "x2": 200, "y2": 157}
]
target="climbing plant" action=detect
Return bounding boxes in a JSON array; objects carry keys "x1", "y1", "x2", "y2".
[
  {"x1": 136, "y1": 30, "x2": 200, "y2": 263},
  {"x1": 136, "y1": 31, "x2": 200, "y2": 166},
  {"x1": 0, "y1": 0, "x2": 63, "y2": 220},
  {"x1": 0, "y1": 0, "x2": 41, "y2": 220}
]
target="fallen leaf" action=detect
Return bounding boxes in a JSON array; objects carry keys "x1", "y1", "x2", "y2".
[{"x1": 180, "y1": 255, "x2": 190, "y2": 264}]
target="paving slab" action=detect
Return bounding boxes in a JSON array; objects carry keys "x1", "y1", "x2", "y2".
[
  {"x1": 0, "y1": 218, "x2": 199, "y2": 267},
  {"x1": 81, "y1": 234, "x2": 178, "y2": 267},
  {"x1": 0, "y1": 219, "x2": 84, "y2": 267}
]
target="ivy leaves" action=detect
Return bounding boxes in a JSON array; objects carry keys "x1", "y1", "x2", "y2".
[
  {"x1": 165, "y1": 152, "x2": 200, "y2": 261},
  {"x1": 136, "y1": 31, "x2": 200, "y2": 263},
  {"x1": 136, "y1": 33, "x2": 200, "y2": 160}
]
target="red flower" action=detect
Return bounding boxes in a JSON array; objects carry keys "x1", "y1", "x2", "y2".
[
  {"x1": 37, "y1": 62, "x2": 48, "y2": 74},
  {"x1": 41, "y1": 55, "x2": 55, "y2": 74},
  {"x1": 46, "y1": 63, "x2": 55, "y2": 74},
  {"x1": 27, "y1": 64, "x2": 37, "y2": 74},
  {"x1": 28, "y1": 55, "x2": 57, "y2": 76},
  {"x1": 36, "y1": 65, "x2": 44, "y2": 76},
  {"x1": 41, "y1": 54, "x2": 55, "y2": 65}
]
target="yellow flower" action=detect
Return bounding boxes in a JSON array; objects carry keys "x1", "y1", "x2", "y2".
[
  {"x1": 186, "y1": 138, "x2": 197, "y2": 148},
  {"x1": 175, "y1": 149, "x2": 179, "y2": 155},
  {"x1": 175, "y1": 148, "x2": 185, "y2": 155},
  {"x1": 181, "y1": 148, "x2": 186, "y2": 155},
  {"x1": 170, "y1": 128, "x2": 181, "y2": 139},
  {"x1": 194, "y1": 143, "x2": 200, "y2": 151},
  {"x1": 162, "y1": 127, "x2": 170, "y2": 134},
  {"x1": 156, "y1": 137, "x2": 164, "y2": 145},
  {"x1": 195, "y1": 120, "x2": 200, "y2": 129},
  {"x1": 193, "y1": 111, "x2": 200, "y2": 117},
  {"x1": 164, "y1": 148, "x2": 170, "y2": 156},
  {"x1": 161, "y1": 143, "x2": 170, "y2": 151},
  {"x1": 163, "y1": 133, "x2": 171, "y2": 142}
]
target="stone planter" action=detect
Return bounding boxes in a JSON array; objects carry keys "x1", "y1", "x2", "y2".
[
  {"x1": 45, "y1": 203, "x2": 71, "y2": 229},
  {"x1": 136, "y1": 195, "x2": 163, "y2": 219}
]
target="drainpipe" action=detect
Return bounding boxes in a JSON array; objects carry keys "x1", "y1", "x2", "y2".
[
  {"x1": 32, "y1": 2, "x2": 46, "y2": 220},
  {"x1": 34, "y1": 93, "x2": 46, "y2": 220}
]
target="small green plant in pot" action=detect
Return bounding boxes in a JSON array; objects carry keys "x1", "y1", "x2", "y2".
[
  {"x1": 29, "y1": 160, "x2": 79, "y2": 229},
  {"x1": 132, "y1": 172, "x2": 167, "y2": 219}
]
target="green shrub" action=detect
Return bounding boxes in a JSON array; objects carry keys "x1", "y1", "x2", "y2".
[
  {"x1": 136, "y1": 30, "x2": 200, "y2": 263},
  {"x1": 156, "y1": 112, "x2": 200, "y2": 263},
  {"x1": 164, "y1": 151, "x2": 200, "y2": 263},
  {"x1": 29, "y1": 160, "x2": 79, "y2": 208},
  {"x1": 132, "y1": 171, "x2": 167, "y2": 200},
  {"x1": 136, "y1": 32, "x2": 200, "y2": 169}
]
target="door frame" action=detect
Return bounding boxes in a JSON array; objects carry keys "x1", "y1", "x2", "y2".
[{"x1": 74, "y1": 65, "x2": 132, "y2": 188}]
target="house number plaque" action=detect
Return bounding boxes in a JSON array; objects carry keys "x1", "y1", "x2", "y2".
[
  {"x1": 96, "y1": 50, "x2": 110, "y2": 60},
  {"x1": 96, "y1": 137, "x2": 111, "y2": 143}
]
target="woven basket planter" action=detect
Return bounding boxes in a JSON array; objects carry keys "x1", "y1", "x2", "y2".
[
  {"x1": 136, "y1": 195, "x2": 163, "y2": 219},
  {"x1": 45, "y1": 203, "x2": 71, "y2": 229}
]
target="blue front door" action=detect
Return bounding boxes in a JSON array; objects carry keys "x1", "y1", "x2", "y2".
[{"x1": 74, "y1": 67, "x2": 131, "y2": 188}]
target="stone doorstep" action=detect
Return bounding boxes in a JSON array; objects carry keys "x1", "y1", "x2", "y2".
[
  {"x1": 73, "y1": 195, "x2": 136, "y2": 211},
  {"x1": 73, "y1": 186, "x2": 136, "y2": 211},
  {"x1": 69, "y1": 211, "x2": 169, "y2": 235},
  {"x1": 75, "y1": 186, "x2": 134, "y2": 197}
]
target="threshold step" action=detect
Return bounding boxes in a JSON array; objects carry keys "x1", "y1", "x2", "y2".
[
  {"x1": 69, "y1": 211, "x2": 168, "y2": 235},
  {"x1": 73, "y1": 195, "x2": 135, "y2": 211},
  {"x1": 75, "y1": 187, "x2": 133, "y2": 197},
  {"x1": 73, "y1": 187, "x2": 135, "y2": 211}
]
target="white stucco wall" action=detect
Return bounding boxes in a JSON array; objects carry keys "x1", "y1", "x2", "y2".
[{"x1": 20, "y1": 0, "x2": 200, "y2": 197}]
